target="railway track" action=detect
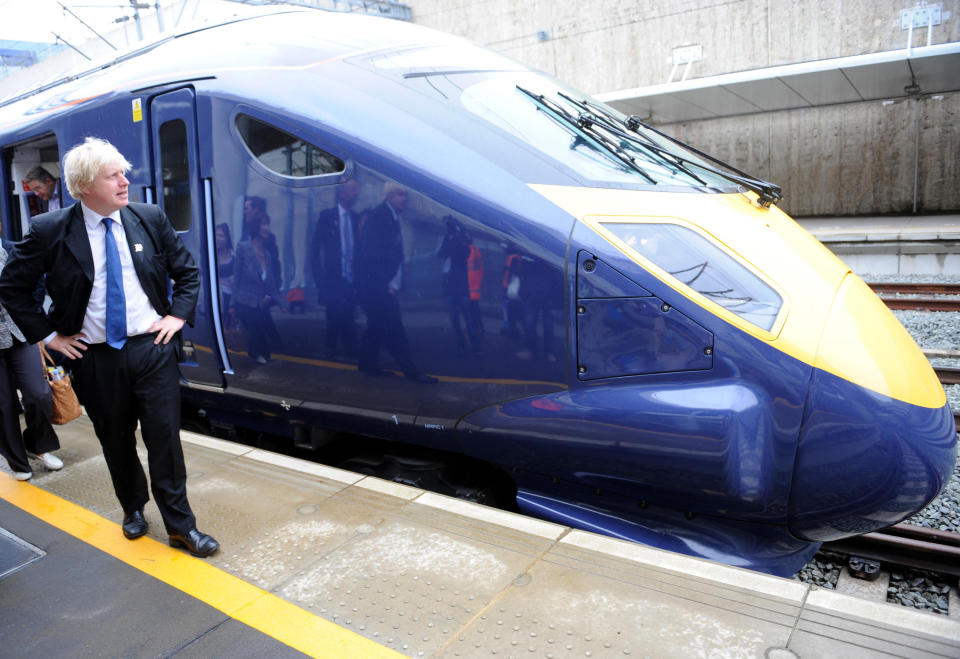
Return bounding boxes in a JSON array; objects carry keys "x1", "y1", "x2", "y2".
[
  {"x1": 937, "y1": 366, "x2": 960, "y2": 386},
  {"x1": 867, "y1": 282, "x2": 960, "y2": 311},
  {"x1": 868, "y1": 283, "x2": 960, "y2": 296},
  {"x1": 925, "y1": 356, "x2": 960, "y2": 432},
  {"x1": 823, "y1": 523, "x2": 960, "y2": 578}
]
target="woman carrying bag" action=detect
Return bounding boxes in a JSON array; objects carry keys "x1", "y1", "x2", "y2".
[{"x1": 0, "y1": 241, "x2": 62, "y2": 480}]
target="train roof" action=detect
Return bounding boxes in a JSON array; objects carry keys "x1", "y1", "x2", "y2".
[{"x1": 0, "y1": 10, "x2": 494, "y2": 128}]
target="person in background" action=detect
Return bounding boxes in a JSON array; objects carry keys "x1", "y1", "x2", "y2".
[
  {"x1": 355, "y1": 183, "x2": 436, "y2": 383},
  {"x1": 0, "y1": 241, "x2": 62, "y2": 481},
  {"x1": 24, "y1": 166, "x2": 62, "y2": 215},
  {"x1": 437, "y1": 216, "x2": 483, "y2": 355},
  {"x1": 311, "y1": 179, "x2": 361, "y2": 359},
  {"x1": 215, "y1": 223, "x2": 235, "y2": 320},
  {"x1": 234, "y1": 209, "x2": 281, "y2": 364}
]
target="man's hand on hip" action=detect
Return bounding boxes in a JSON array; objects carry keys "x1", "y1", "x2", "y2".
[
  {"x1": 150, "y1": 315, "x2": 185, "y2": 345},
  {"x1": 47, "y1": 333, "x2": 87, "y2": 359}
]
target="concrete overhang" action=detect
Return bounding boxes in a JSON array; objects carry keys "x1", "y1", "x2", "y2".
[{"x1": 595, "y1": 42, "x2": 960, "y2": 125}]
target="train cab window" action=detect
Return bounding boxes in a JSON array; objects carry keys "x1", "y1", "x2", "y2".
[
  {"x1": 235, "y1": 114, "x2": 344, "y2": 177},
  {"x1": 158, "y1": 119, "x2": 192, "y2": 231},
  {"x1": 603, "y1": 222, "x2": 783, "y2": 331}
]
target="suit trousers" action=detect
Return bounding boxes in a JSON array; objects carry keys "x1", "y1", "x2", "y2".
[
  {"x1": 72, "y1": 333, "x2": 195, "y2": 535},
  {"x1": 325, "y1": 281, "x2": 358, "y2": 357},
  {"x1": 359, "y1": 289, "x2": 419, "y2": 377},
  {"x1": 0, "y1": 342, "x2": 59, "y2": 473}
]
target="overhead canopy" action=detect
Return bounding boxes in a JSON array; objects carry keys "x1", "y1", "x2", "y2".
[
  {"x1": 595, "y1": 42, "x2": 960, "y2": 124},
  {"x1": 0, "y1": 40, "x2": 60, "y2": 70}
]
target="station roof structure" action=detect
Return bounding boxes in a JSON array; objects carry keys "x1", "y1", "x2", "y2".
[
  {"x1": 0, "y1": 41, "x2": 63, "y2": 69},
  {"x1": 596, "y1": 41, "x2": 960, "y2": 125}
]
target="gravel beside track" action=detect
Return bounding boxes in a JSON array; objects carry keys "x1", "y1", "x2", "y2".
[{"x1": 864, "y1": 273, "x2": 960, "y2": 285}]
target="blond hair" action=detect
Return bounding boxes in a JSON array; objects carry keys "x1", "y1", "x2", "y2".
[{"x1": 62, "y1": 137, "x2": 132, "y2": 198}]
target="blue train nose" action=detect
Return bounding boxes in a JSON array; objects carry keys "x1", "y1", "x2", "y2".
[{"x1": 788, "y1": 274, "x2": 957, "y2": 541}]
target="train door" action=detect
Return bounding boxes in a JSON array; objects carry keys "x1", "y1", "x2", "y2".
[
  {"x1": 149, "y1": 88, "x2": 225, "y2": 388},
  {"x1": 2, "y1": 133, "x2": 62, "y2": 241}
]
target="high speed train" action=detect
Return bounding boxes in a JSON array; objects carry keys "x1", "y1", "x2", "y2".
[{"x1": 0, "y1": 9, "x2": 954, "y2": 576}]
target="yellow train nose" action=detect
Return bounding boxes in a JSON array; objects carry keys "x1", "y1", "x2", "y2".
[{"x1": 814, "y1": 273, "x2": 944, "y2": 409}]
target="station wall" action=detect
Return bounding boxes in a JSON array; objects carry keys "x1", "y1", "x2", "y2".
[{"x1": 406, "y1": 0, "x2": 960, "y2": 218}]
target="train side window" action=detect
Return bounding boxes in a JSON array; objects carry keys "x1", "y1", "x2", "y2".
[
  {"x1": 235, "y1": 114, "x2": 344, "y2": 177},
  {"x1": 158, "y1": 119, "x2": 192, "y2": 231},
  {"x1": 602, "y1": 222, "x2": 783, "y2": 331}
]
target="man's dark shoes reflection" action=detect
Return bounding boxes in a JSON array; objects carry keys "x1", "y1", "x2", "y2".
[
  {"x1": 406, "y1": 373, "x2": 438, "y2": 384},
  {"x1": 122, "y1": 510, "x2": 148, "y2": 539},
  {"x1": 169, "y1": 529, "x2": 220, "y2": 557}
]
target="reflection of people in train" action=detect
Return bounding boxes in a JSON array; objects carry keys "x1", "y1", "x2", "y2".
[
  {"x1": 243, "y1": 196, "x2": 280, "y2": 270},
  {"x1": 243, "y1": 197, "x2": 282, "y2": 346},
  {"x1": 233, "y1": 210, "x2": 282, "y2": 364},
  {"x1": 514, "y1": 255, "x2": 557, "y2": 362},
  {"x1": 437, "y1": 216, "x2": 484, "y2": 355},
  {"x1": 215, "y1": 223, "x2": 235, "y2": 321},
  {"x1": 24, "y1": 166, "x2": 62, "y2": 215},
  {"x1": 311, "y1": 179, "x2": 360, "y2": 358},
  {"x1": 355, "y1": 183, "x2": 436, "y2": 383},
  {"x1": 500, "y1": 249, "x2": 523, "y2": 339}
]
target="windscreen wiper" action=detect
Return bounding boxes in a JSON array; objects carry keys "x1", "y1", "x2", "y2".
[
  {"x1": 555, "y1": 93, "x2": 710, "y2": 187},
  {"x1": 516, "y1": 86, "x2": 658, "y2": 185},
  {"x1": 570, "y1": 95, "x2": 783, "y2": 207}
]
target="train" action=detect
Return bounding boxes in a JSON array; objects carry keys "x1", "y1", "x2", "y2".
[{"x1": 0, "y1": 9, "x2": 955, "y2": 577}]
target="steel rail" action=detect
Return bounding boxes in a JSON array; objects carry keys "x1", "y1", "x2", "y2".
[
  {"x1": 866, "y1": 283, "x2": 960, "y2": 296},
  {"x1": 935, "y1": 366, "x2": 960, "y2": 385},
  {"x1": 822, "y1": 523, "x2": 960, "y2": 577},
  {"x1": 881, "y1": 298, "x2": 960, "y2": 311}
]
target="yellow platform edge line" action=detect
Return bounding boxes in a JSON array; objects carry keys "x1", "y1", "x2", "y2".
[{"x1": 0, "y1": 476, "x2": 403, "y2": 659}]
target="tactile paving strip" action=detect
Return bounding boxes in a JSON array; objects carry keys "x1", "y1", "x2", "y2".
[
  {"x1": 278, "y1": 514, "x2": 545, "y2": 657},
  {"x1": 19, "y1": 419, "x2": 131, "y2": 524},
  {"x1": 205, "y1": 457, "x2": 412, "y2": 590}
]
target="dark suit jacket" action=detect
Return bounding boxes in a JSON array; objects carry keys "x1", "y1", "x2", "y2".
[
  {"x1": 311, "y1": 205, "x2": 359, "y2": 299},
  {"x1": 355, "y1": 201, "x2": 403, "y2": 299},
  {"x1": 0, "y1": 202, "x2": 200, "y2": 344}
]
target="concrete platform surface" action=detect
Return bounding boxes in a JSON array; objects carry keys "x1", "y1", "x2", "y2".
[
  {"x1": 796, "y1": 214, "x2": 960, "y2": 243},
  {"x1": 2, "y1": 416, "x2": 959, "y2": 658}
]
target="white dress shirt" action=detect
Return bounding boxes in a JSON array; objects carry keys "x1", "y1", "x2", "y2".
[
  {"x1": 78, "y1": 202, "x2": 161, "y2": 344},
  {"x1": 47, "y1": 181, "x2": 61, "y2": 212}
]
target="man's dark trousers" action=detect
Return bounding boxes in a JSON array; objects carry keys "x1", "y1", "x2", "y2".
[{"x1": 72, "y1": 333, "x2": 195, "y2": 535}]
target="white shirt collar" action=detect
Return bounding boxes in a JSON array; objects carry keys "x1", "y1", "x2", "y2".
[{"x1": 80, "y1": 201, "x2": 121, "y2": 231}]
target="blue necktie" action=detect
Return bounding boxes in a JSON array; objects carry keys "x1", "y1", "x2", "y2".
[{"x1": 102, "y1": 218, "x2": 127, "y2": 349}]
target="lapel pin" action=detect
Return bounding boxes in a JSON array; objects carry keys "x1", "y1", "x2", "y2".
[{"x1": 134, "y1": 243, "x2": 143, "y2": 252}]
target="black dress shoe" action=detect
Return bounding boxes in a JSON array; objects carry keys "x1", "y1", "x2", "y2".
[
  {"x1": 122, "y1": 510, "x2": 148, "y2": 540},
  {"x1": 169, "y1": 529, "x2": 220, "y2": 558}
]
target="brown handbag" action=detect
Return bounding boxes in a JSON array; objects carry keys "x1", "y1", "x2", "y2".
[{"x1": 38, "y1": 344, "x2": 82, "y2": 425}]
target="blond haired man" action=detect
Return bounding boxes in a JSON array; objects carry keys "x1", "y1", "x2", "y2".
[{"x1": 0, "y1": 137, "x2": 219, "y2": 557}]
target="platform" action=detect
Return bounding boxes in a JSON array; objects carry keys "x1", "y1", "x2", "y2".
[
  {"x1": 796, "y1": 215, "x2": 960, "y2": 244},
  {"x1": 795, "y1": 215, "x2": 960, "y2": 276},
  {"x1": 2, "y1": 416, "x2": 959, "y2": 657}
]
